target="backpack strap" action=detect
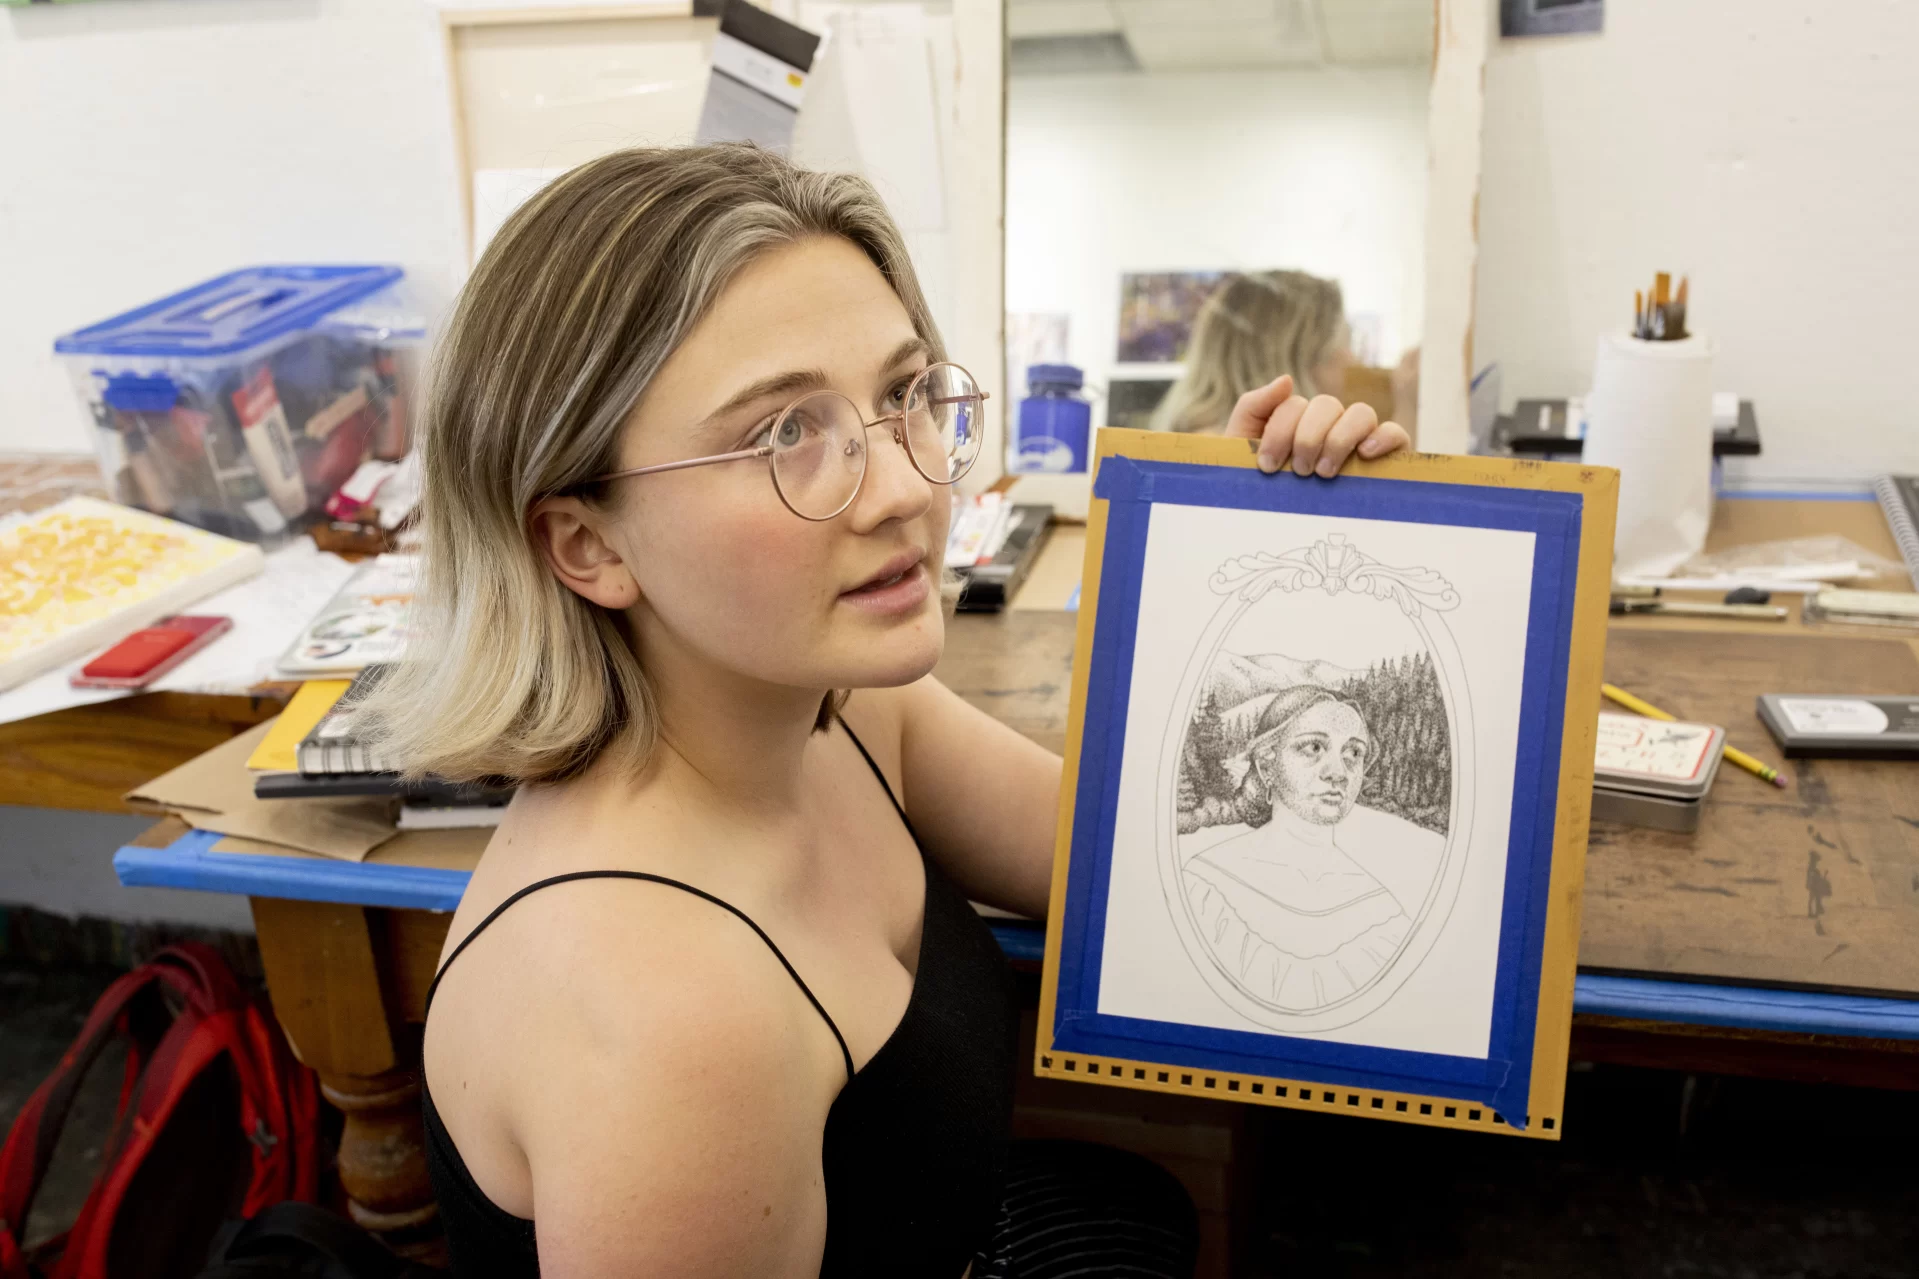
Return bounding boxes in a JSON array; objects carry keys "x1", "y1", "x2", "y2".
[{"x1": 0, "y1": 956, "x2": 209, "y2": 1271}]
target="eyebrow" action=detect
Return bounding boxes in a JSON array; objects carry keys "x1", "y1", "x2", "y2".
[{"x1": 700, "y1": 337, "x2": 934, "y2": 428}]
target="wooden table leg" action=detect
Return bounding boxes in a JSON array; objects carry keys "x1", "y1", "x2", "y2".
[{"x1": 251, "y1": 896, "x2": 447, "y2": 1265}]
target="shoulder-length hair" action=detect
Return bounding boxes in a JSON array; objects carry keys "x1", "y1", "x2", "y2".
[
  {"x1": 1149, "y1": 270, "x2": 1345, "y2": 434},
  {"x1": 358, "y1": 144, "x2": 943, "y2": 784}
]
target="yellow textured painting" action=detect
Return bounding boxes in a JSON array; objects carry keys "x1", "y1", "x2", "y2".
[{"x1": 0, "y1": 497, "x2": 264, "y2": 691}]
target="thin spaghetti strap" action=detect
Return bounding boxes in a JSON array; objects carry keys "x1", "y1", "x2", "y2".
[
  {"x1": 839, "y1": 720, "x2": 919, "y2": 842},
  {"x1": 425, "y1": 870, "x2": 854, "y2": 1080}
]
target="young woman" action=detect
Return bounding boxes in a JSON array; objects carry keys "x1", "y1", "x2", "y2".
[
  {"x1": 366, "y1": 143, "x2": 1410, "y2": 1278},
  {"x1": 1151, "y1": 269, "x2": 1421, "y2": 441}
]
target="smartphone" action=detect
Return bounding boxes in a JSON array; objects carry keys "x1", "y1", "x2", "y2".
[{"x1": 72, "y1": 615, "x2": 233, "y2": 690}]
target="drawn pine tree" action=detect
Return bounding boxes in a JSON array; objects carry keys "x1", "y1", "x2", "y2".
[
  {"x1": 1338, "y1": 650, "x2": 1451, "y2": 836},
  {"x1": 1177, "y1": 688, "x2": 1242, "y2": 831}
]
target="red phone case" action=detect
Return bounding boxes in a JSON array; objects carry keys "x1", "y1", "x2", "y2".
[{"x1": 74, "y1": 616, "x2": 233, "y2": 689}]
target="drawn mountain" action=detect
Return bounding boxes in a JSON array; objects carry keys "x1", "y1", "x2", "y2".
[{"x1": 1203, "y1": 652, "x2": 1363, "y2": 713}]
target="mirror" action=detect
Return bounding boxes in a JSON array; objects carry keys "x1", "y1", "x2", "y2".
[{"x1": 1005, "y1": 0, "x2": 1443, "y2": 462}]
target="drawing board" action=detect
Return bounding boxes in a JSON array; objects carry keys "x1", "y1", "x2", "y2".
[{"x1": 1037, "y1": 430, "x2": 1618, "y2": 1138}]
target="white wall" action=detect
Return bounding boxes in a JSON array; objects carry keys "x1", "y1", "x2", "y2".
[
  {"x1": 1477, "y1": 0, "x2": 1919, "y2": 485},
  {"x1": 0, "y1": 806, "x2": 255, "y2": 931},
  {"x1": 0, "y1": 0, "x2": 463, "y2": 456},
  {"x1": 1006, "y1": 66, "x2": 1430, "y2": 423}
]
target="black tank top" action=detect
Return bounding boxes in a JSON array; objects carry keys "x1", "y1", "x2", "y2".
[{"x1": 419, "y1": 723, "x2": 1017, "y2": 1277}]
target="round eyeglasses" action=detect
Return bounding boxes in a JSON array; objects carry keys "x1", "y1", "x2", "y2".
[{"x1": 585, "y1": 362, "x2": 988, "y2": 521}]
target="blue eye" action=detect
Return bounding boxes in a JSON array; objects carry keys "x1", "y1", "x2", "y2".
[{"x1": 752, "y1": 414, "x2": 810, "y2": 450}]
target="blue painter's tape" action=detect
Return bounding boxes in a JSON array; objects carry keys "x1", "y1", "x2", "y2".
[
  {"x1": 1052, "y1": 486, "x2": 1155, "y2": 1019},
  {"x1": 1573, "y1": 975, "x2": 1919, "y2": 1040},
  {"x1": 114, "y1": 830, "x2": 470, "y2": 913},
  {"x1": 1060, "y1": 460, "x2": 1590, "y2": 1126},
  {"x1": 989, "y1": 920, "x2": 1045, "y2": 965}
]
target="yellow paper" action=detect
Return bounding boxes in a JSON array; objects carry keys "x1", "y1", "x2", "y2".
[{"x1": 246, "y1": 679, "x2": 353, "y2": 772}]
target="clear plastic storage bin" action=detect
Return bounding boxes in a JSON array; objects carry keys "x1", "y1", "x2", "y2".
[{"x1": 54, "y1": 265, "x2": 425, "y2": 544}]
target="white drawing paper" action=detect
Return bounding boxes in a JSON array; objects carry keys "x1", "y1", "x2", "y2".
[{"x1": 1094, "y1": 501, "x2": 1537, "y2": 1061}]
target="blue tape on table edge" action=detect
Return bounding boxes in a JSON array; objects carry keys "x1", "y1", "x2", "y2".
[{"x1": 116, "y1": 831, "x2": 1919, "y2": 1041}]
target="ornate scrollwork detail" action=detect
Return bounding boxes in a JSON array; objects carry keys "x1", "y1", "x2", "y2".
[{"x1": 1207, "y1": 533, "x2": 1459, "y2": 616}]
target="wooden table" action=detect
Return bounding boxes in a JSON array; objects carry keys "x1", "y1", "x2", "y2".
[{"x1": 70, "y1": 494, "x2": 1919, "y2": 1259}]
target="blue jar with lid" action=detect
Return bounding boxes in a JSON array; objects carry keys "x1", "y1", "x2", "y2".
[{"x1": 1013, "y1": 363, "x2": 1090, "y2": 474}]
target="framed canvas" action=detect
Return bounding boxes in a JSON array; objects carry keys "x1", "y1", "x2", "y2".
[{"x1": 1037, "y1": 429, "x2": 1618, "y2": 1138}]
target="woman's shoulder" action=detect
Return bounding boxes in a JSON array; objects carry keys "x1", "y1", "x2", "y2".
[
  {"x1": 437, "y1": 849, "x2": 831, "y2": 1046},
  {"x1": 423, "y1": 862, "x2": 843, "y2": 1270}
]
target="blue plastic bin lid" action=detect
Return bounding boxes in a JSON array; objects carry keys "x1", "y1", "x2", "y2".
[
  {"x1": 1026, "y1": 363, "x2": 1084, "y2": 392},
  {"x1": 54, "y1": 265, "x2": 405, "y2": 359}
]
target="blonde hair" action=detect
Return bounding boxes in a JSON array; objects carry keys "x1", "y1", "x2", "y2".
[
  {"x1": 359, "y1": 144, "x2": 944, "y2": 785},
  {"x1": 1149, "y1": 270, "x2": 1346, "y2": 434}
]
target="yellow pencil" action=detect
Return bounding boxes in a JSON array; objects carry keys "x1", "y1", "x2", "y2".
[{"x1": 1600, "y1": 683, "x2": 1789, "y2": 789}]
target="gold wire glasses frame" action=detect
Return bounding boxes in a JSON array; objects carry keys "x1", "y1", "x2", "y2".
[{"x1": 585, "y1": 361, "x2": 990, "y2": 521}]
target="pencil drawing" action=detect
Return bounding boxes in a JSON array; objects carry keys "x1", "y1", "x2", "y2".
[{"x1": 1154, "y1": 534, "x2": 1476, "y2": 1032}]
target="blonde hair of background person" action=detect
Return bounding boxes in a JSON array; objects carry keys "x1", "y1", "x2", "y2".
[
  {"x1": 358, "y1": 144, "x2": 1409, "y2": 1279},
  {"x1": 1149, "y1": 270, "x2": 1351, "y2": 434}
]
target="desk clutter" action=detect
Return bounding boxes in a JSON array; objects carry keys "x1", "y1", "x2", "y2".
[
  {"x1": 1756, "y1": 694, "x2": 1919, "y2": 759},
  {"x1": 53, "y1": 266, "x2": 424, "y2": 547},
  {"x1": 947, "y1": 492, "x2": 1055, "y2": 611},
  {"x1": 126, "y1": 665, "x2": 509, "y2": 864},
  {"x1": 0, "y1": 492, "x2": 417, "y2": 723},
  {"x1": 1609, "y1": 531, "x2": 1918, "y2": 628},
  {"x1": 276, "y1": 555, "x2": 417, "y2": 675},
  {"x1": 0, "y1": 497, "x2": 263, "y2": 692},
  {"x1": 1591, "y1": 710, "x2": 1726, "y2": 833},
  {"x1": 1581, "y1": 628, "x2": 1919, "y2": 998}
]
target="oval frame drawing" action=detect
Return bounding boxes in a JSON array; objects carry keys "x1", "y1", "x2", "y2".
[{"x1": 1153, "y1": 533, "x2": 1479, "y2": 1034}]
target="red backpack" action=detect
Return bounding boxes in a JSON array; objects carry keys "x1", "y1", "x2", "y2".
[{"x1": 0, "y1": 944, "x2": 324, "y2": 1279}]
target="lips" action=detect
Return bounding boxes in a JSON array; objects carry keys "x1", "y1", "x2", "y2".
[{"x1": 845, "y1": 548, "x2": 926, "y2": 596}]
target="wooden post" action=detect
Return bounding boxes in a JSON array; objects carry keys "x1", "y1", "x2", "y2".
[{"x1": 251, "y1": 896, "x2": 447, "y2": 1264}]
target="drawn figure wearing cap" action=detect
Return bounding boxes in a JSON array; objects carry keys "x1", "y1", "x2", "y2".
[{"x1": 1182, "y1": 685, "x2": 1439, "y2": 1011}]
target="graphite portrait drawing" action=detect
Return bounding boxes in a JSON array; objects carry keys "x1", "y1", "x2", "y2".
[{"x1": 1094, "y1": 502, "x2": 1541, "y2": 1060}]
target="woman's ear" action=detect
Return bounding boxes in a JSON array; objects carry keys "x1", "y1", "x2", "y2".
[{"x1": 529, "y1": 495, "x2": 641, "y2": 610}]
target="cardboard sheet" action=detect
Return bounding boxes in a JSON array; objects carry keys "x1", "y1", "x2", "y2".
[
  {"x1": 126, "y1": 720, "x2": 397, "y2": 862},
  {"x1": 211, "y1": 826, "x2": 487, "y2": 873}
]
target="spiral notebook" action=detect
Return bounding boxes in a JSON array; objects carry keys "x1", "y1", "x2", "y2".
[
  {"x1": 1876, "y1": 474, "x2": 1919, "y2": 591},
  {"x1": 296, "y1": 664, "x2": 393, "y2": 775}
]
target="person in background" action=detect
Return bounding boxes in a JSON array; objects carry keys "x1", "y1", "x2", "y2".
[
  {"x1": 1151, "y1": 269, "x2": 1420, "y2": 441},
  {"x1": 364, "y1": 143, "x2": 1410, "y2": 1279}
]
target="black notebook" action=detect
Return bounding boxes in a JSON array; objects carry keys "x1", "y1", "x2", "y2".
[
  {"x1": 1876, "y1": 474, "x2": 1919, "y2": 591},
  {"x1": 296, "y1": 664, "x2": 393, "y2": 776}
]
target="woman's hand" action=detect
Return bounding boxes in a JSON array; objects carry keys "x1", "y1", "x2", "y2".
[{"x1": 1224, "y1": 374, "x2": 1411, "y2": 477}]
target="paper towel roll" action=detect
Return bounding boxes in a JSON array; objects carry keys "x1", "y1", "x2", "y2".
[{"x1": 1581, "y1": 332, "x2": 1714, "y2": 579}]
